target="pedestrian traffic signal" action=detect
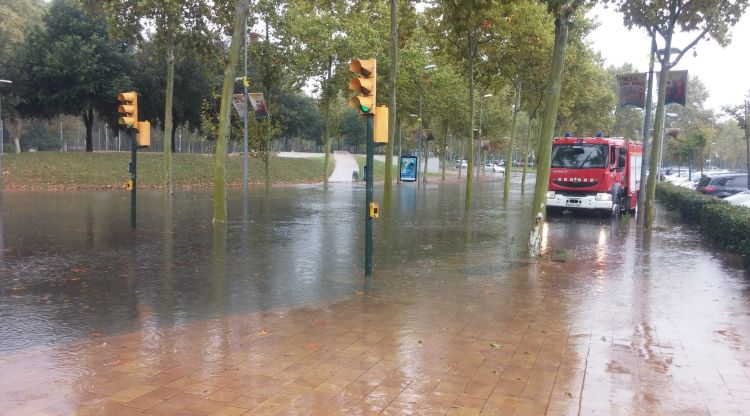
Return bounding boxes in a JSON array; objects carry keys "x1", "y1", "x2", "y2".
[
  {"x1": 117, "y1": 91, "x2": 138, "y2": 128},
  {"x1": 374, "y1": 106, "x2": 389, "y2": 144},
  {"x1": 136, "y1": 121, "x2": 151, "y2": 147},
  {"x1": 348, "y1": 59, "x2": 376, "y2": 115}
]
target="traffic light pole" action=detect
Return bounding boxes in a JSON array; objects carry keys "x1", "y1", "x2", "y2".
[
  {"x1": 365, "y1": 114, "x2": 374, "y2": 276},
  {"x1": 130, "y1": 131, "x2": 137, "y2": 229}
]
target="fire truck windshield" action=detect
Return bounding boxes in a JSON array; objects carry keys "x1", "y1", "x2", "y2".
[{"x1": 551, "y1": 144, "x2": 608, "y2": 169}]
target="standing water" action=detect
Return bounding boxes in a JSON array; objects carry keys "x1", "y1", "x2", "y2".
[{"x1": 1, "y1": 178, "x2": 749, "y2": 415}]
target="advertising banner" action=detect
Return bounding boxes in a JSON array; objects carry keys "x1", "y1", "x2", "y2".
[
  {"x1": 616, "y1": 73, "x2": 647, "y2": 108},
  {"x1": 231, "y1": 93, "x2": 268, "y2": 119},
  {"x1": 664, "y1": 70, "x2": 688, "y2": 107},
  {"x1": 399, "y1": 156, "x2": 418, "y2": 182}
]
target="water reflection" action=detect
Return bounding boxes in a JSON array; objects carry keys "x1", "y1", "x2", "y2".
[{"x1": 2, "y1": 180, "x2": 750, "y2": 414}]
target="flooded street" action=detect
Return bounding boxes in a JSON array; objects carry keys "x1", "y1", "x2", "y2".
[{"x1": 1, "y1": 179, "x2": 750, "y2": 415}]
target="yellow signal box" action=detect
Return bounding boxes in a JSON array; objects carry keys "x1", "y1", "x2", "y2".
[
  {"x1": 348, "y1": 59, "x2": 376, "y2": 115},
  {"x1": 374, "y1": 106, "x2": 389, "y2": 144},
  {"x1": 136, "y1": 121, "x2": 151, "y2": 147},
  {"x1": 369, "y1": 202, "x2": 379, "y2": 219}
]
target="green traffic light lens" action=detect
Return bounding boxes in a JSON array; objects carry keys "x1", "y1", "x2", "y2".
[{"x1": 360, "y1": 105, "x2": 370, "y2": 113}]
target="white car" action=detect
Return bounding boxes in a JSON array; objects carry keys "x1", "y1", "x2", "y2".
[
  {"x1": 724, "y1": 190, "x2": 750, "y2": 206},
  {"x1": 484, "y1": 163, "x2": 504, "y2": 174}
]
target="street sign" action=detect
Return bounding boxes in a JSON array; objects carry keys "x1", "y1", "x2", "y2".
[{"x1": 400, "y1": 156, "x2": 418, "y2": 182}]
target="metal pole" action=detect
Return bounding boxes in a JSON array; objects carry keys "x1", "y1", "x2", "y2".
[
  {"x1": 0, "y1": 86, "x2": 5, "y2": 181},
  {"x1": 637, "y1": 36, "x2": 656, "y2": 221},
  {"x1": 478, "y1": 97, "x2": 483, "y2": 181},
  {"x1": 418, "y1": 95, "x2": 423, "y2": 186},
  {"x1": 397, "y1": 120, "x2": 402, "y2": 183},
  {"x1": 243, "y1": 18, "x2": 249, "y2": 198},
  {"x1": 658, "y1": 114, "x2": 668, "y2": 181},
  {"x1": 130, "y1": 132, "x2": 137, "y2": 229},
  {"x1": 365, "y1": 114, "x2": 374, "y2": 276},
  {"x1": 0, "y1": 90, "x2": 3, "y2": 180}
]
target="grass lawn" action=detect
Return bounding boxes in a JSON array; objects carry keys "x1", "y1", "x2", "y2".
[
  {"x1": 353, "y1": 155, "x2": 386, "y2": 182},
  {"x1": 1, "y1": 152, "x2": 333, "y2": 190}
]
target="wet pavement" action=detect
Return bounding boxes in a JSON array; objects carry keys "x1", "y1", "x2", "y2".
[{"x1": 1, "y1": 178, "x2": 750, "y2": 415}]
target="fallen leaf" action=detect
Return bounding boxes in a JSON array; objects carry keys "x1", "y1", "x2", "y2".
[
  {"x1": 490, "y1": 343, "x2": 503, "y2": 349},
  {"x1": 257, "y1": 329, "x2": 269, "y2": 336},
  {"x1": 304, "y1": 343, "x2": 320, "y2": 351}
]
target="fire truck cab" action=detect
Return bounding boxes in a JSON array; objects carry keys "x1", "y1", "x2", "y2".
[{"x1": 546, "y1": 133, "x2": 643, "y2": 215}]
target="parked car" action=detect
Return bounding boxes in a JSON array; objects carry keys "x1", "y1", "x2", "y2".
[
  {"x1": 695, "y1": 173, "x2": 749, "y2": 198},
  {"x1": 455, "y1": 159, "x2": 468, "y2": 169},
  {"x1": 724, "y1": 190, "x2": 750, "y2": 206},
  {"x1": 483, "y1": 163, "x2": 504, "y2": 174}
]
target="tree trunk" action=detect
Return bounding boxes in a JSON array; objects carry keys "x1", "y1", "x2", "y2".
[
  {"x1": 322, "y1": 99, "x2": 332, "y2": 190},
  {"x1": 164, "y1": 35, "x2": 175, "y2": 195},
  {"x1": 10, "y1": 118, "x2": 22, "y2": 153},
  {"x1": 83, "y1": 107, "x2": 94, "y2": 152},
  {"x1": 265, "y1": 122, "x2": 271, "y2": 193},
  {"x1": 529, "y1": 15, "x2": 570, "y2": 257},
  {"x1": 465, "y1": 36, "x2": 475, "y2": 211},
  {"x1": 504, "y1": 79, "x2": 521, "y2": 201},
  {"x1": 521, "y1": 117, "x2": 534, "y2": 194},
  {"x1": 213, "y1": 0, "x2": 249, "y2": 224},
  {"x1": 644, "y1": 42, "x2": 674, "y2": 229},
  {"x1": 423, "y1": 140, "x2": 429, "y2": 183},
  {"x1": 384, "y1": 0, "x2": 398, "y2": 205},
  {"x1": 637, "y1": 33, "x2": 657, "y2": 227}
]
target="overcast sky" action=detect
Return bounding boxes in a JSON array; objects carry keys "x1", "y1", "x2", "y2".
[{"x1": 586, "y1": 4, "x2": 750, "y2": 112}]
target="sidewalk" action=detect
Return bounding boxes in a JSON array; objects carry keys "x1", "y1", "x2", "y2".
[{"x1": 328, "y1": 151, "x2": 359, "y2": 183}]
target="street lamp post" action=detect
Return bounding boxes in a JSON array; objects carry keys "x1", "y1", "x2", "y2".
[
  {"x1": 658, "y1": 112, "x2": 678, "y2": 181},
  {"x1": 242, "y1": 19, "x2": 250, "y2": 206},
  {"x1": 417, "y1": 64, "x2": 435, "y2": 185},
  {"x1": 0, "y1": 79, "x2": 13, "y2": 184},
  {"x1": 477, "y1": 93, "x2": 493, "y2": 182}
]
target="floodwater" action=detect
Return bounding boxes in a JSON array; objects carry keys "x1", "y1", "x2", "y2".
[{"x1": 1, "y1": 178, "x2": 750, "y2": 415}]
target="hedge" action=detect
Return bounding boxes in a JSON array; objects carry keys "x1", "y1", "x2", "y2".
[{"x1": 656, "y1": 182, "x2": 750, "y2": 260}]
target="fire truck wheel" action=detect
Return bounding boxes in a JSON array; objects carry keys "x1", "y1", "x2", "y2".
[{"x1": 611, "y1": 193, "x2": 623, "y2": 216}]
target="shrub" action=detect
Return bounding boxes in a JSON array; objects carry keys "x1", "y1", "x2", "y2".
[{"x1": 657, "y1": 183, "x2": 750, "y2": 260}]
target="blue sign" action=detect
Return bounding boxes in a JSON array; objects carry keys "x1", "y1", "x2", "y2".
[{"x1": 400, "y1": 156, "x2": 418, "y2": 182}]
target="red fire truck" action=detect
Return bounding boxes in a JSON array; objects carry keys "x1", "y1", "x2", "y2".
[{"x1": 546, "y1": 133, "x2": 643, "y2": 215}]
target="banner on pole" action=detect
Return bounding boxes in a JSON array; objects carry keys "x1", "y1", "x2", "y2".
[
  {"x1": 248, "y1": 93, "x2": 268, "y2": 118},
  {"x1": 231, "y1": 93, "x2": 269, "y2": 119},
  {"x1": 664, "y1": 70, "x2": 688, "y2": 107},
  {"x1": 616, "y1": 73, "x2": 647, "y2": 108},
  {"x1": 231, "y1": 94, "x2": 245, "y2": 117}
]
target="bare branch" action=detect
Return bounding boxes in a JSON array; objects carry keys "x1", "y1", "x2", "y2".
[{"x1": 669, "y1": 24, "x2": 712, "y2": 68}]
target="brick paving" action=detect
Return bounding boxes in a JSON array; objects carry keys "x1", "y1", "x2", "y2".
[{"x1": 2, "y1": 235, "x2": 750, "y2": 415}]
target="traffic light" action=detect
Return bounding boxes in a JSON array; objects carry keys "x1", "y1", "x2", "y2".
[
  {"x1": 117, "y1": 91, "x2": 138, "y2": 128},
  {"x1": 374, "y1": 106, "x2": 389, "y2": 144},
  {"x1": 118, "y1": 91, "x2": 150, "y2": 148},
  {"x1": 136, "y1": 121, "x2": 151, "y2": 147},
  {"x1": 348, "y1": 59, "x2": 376, "y2": 115}
]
